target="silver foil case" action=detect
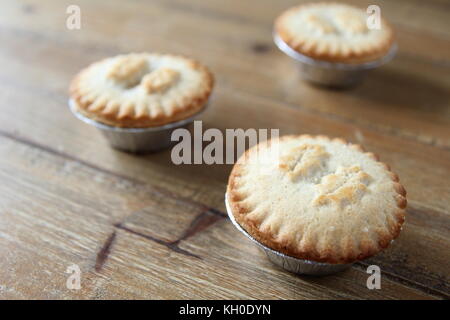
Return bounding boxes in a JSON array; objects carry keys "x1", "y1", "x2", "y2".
[
  {"x1": 273, "y1": 33, "x2": 397, "y2": 88},
  {"x1": 69, "y1": 99, "x2": 205, "y2": 153},
  {"x1": 225, "y1": 194, "x2": 353, "y2": 276}
]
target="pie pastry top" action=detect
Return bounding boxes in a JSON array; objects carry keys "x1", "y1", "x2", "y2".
[
  {"x1": 70, "y1": 53, "x2": 214, "y2": 128},
  {"x1": 227, "y1": 135, "x2": 406, "y2": 264},
  {"x1": 275, "y1": 3, "x2": 394, "y2": 63}
]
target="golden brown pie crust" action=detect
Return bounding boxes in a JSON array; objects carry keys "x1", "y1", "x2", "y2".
[
  {"x1": 275, "y1": 3, "x2": 395, "y2": 64},
  {"x1": 69, "y1": 53, "x2": 214, "y2": 128},
  {"x1": 227, "y1": 135, "x2": 406, "y2": 264}
]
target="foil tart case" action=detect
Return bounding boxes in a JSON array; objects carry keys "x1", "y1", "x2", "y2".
[
  {"x1": 69, "y1": 99, "x2": 206, "y2": 153},
  {"x1": 273, "y1": 33, "x2": 397, "y2": 88},
  {"x1": 225, "y1": 193, "x2": 353, "y2": 276}
]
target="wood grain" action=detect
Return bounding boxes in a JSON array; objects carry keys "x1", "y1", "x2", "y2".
[
  {"x1": 0, "y1": 0, "x2": 449, "y2": 299},
  {"x1": 1, "y1": 0, "x2": 449, "y2": 149},
  {"x1": 0, "y1": 136, "x2": 434, "y2": 299}
]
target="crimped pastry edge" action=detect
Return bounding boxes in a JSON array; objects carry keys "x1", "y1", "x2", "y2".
[
  {"x1": 227, "y1": 134, "x2": 406, "y2": 264},
  {"x1": 274, "y1": 2, "x2": 395, "y2": 64},
  {"x1": 69, "y1": 53, "x2": 214, "y2": 128}
]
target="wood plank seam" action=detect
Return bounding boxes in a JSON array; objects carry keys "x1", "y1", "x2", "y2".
[
  {"x1": 398, "y1": 52, "x2": 450, "y2": 68},
  {"x1": 0, "y1": 130, "x2": 145, "y2": 186},
  {"x1": 0, "y1": 127, "x2": 215, "y2": 212},
  {"x1": 169, "y1": 209, "x2": 227, "y2": 246},
  {"x1": 95, "y1": 208, "x2": 227, "y2": 269},
  {"x1": 394, "y1": 22, "x2": 450, "y2": 44},
  {"x1": 0, "y1": 129, "x2": 229, "y2": 264},
  {"x1": 407, "y1": 206, "x2": 450, "y2": 235},
  {"x1": 225, "y1": 85, "x2": 450, "y2": 151},
  {"x1": 0, "y1": 127, "x2": 212, "y2": 211},
  {"x1": 114, "y1": 223, "x2": 201, "y2": 259}
]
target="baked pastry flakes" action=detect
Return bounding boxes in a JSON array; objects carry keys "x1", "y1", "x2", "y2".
[
  {"x1": 227, "y1": 135, "x2": 406, "y2": 264},
  {"x1": 275, "y1": 3, "x2": 394, "y2": 63},
  {"x1": 70, "y1": 53, "x2": 214, "y2": 128}
]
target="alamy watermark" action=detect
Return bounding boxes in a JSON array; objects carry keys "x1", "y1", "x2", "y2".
[
  {"x1": 64, "y1": 4, "x2": 383, "y2": 33},
  {"x1": 171, "y1": 121, "x2": 280, "y2": 166},
  {"x1": 367, "y1": 5, "x2": 381, "y2": 30},
  {"x1": 66, "y1": 5, "x2": 81, "y2": 30},
  {"x1": 66, "y1": 264, "x2": 81, "y2": 290},
  {"x1": 366, "y1": 265, "x2": 381, "y2": 289}
]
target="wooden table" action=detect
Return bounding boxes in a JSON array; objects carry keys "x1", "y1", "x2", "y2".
[{"x1": 0, "y1": 0, "x2": 449, "y2": 300}]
